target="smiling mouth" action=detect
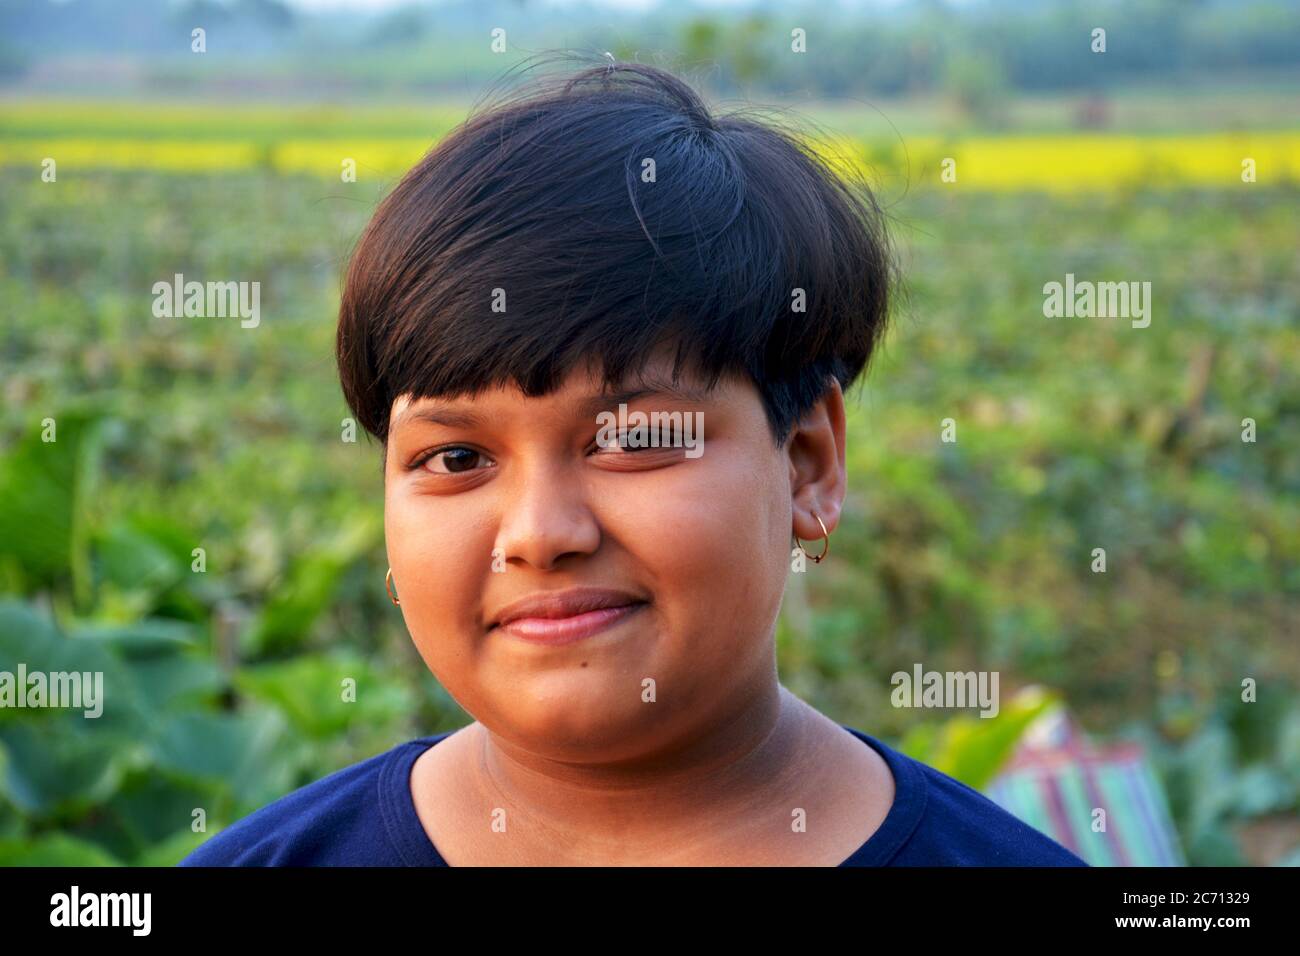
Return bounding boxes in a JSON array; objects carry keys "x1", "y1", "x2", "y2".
[{"x1": 492, "y1": 601, "x2": 648, "y2": 646}]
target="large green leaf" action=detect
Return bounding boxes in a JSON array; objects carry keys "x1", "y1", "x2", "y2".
[
  {"x1": 0, "y1": 410, "x2": 109, "y2": 602},
  {"x1": 121, "y1": 654, "x2": 223, "y2": 715},
  {"x1": 0, "y1": 600, "x2": 135, "y2": 727},
  {"x1": 102, "y1": 771, "x2": 213, "y2": 856},
  {"x1": 150, "y1": 708, "x2": 297, "y2": 809},
  {"x1": 0, "y1": 720, "x2": 128, "y2": 818},
  {"x1": 94, "y1": 521, "x2": 185, "y2": 597},
  {"x1": 898, "y1": 686, "x2": 1060, "y2": 790},
  {"x1": 234, "y1": 650, "x2": 413, "y2": 739},
  {"x1": 73, "y1": 617, "x2": 199, "y2": 658},
  {"x1": 242, "y1": 514, "x2": 380, "y2": 655}
]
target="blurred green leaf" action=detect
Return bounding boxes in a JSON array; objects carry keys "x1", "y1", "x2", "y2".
[
  {"x1": 234, "y1": 650, "x2": 412, "y2": 739},
  {"x1": 0, "y1": 720, "x2": 127, "y2": 818},
  {"x1": 0, "y1": 833, "x2": 122, "y2": 866},
  {"x1": 133, "y1": 826, "x2": 211, "y2": 867},
  {"x1": 243, "y1": 515, "x2": 379, "y2": 655},
  {"x1": 0, "y1": 411, "x2": 106, "y2": 593},
  {"x1": 898, "y1": 687, "x2": 1060, "y2": 790},
  {"x1": 151, "y1": 708, "x2": 295, "y2": 810},
  {"x1": 73, "y1": 618, "x2": 198, "y2": 657},
  {"x1": 94, "y1": 522, "x2": 184, "y2": 597}
]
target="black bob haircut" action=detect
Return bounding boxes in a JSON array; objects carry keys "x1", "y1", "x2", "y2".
[{"x1": 337, "y1": 53, "x2": 897, "y2": 451}]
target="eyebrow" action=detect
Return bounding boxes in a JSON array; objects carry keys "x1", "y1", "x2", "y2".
[
  {"x1": 393, "y1": 406, "x2": 483, "y2": 430},
  {"x1": 575, "y1": 384, "x2": 710, "y2": 419},
  {"x1": 393, "y1": 383, "x2": 711, "y2": 432}
]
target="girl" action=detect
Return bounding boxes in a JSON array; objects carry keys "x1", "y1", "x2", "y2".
[{"x1": 182, "y1": 56, "x2": 1086, "y2": 867}]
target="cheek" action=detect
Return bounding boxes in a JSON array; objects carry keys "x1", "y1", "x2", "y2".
[
  {"x1": 384, "y1": 489, "x2": 490, "y2": 675},
  {"x1": 614, "y1": 452, "x2": 788, "y2": 658}
]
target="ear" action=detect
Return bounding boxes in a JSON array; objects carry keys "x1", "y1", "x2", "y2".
[{"x1": 786, "y1": 377, "x2": 848, "y2": 543}]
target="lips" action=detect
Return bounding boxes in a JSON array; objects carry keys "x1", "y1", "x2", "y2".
[{"x1": 487, "y1": 587, "x2": 649, "y2": 646}]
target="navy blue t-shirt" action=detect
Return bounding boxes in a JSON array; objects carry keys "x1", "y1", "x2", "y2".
[{"x1": 178, "y1": 724, "x2": 1088, "y2": 866}]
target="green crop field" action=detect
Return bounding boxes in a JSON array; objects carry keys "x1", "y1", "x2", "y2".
[{"x1": 0, "y1": 92, "x2": 1298, "y2": 867}]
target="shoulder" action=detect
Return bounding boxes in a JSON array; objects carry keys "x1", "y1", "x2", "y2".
[
  {"x1": 856, "y1": 730, "x2": 1089, "y2": 867},
  {"x1": 177, "y1": 736, "x2": 435, "y2": 867}
]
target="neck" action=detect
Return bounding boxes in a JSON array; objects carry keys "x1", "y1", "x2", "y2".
[{"x1": 466, "y1": 684, "x2": 816, "y2": 861}]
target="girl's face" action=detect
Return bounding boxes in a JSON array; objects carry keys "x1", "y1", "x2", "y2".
[{"x1": 383, "y1": 351, "x2": 843, "y2": 761}]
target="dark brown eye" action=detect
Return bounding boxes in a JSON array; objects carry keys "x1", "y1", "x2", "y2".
[{"x1": 419, "y1": 446, "x2": 494, "y2": 474}]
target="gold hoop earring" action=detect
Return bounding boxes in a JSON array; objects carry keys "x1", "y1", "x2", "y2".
[
  {"x1": 385, "y1": 567, "x2": 400, "y2": 606},
  {"x1": 793, "y1": 513, "x2": 830, "y2": 564}
]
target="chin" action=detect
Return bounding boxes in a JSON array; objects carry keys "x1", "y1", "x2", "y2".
[{"x1": 488, "y1": 697, "x2": 668, "y2": 758}]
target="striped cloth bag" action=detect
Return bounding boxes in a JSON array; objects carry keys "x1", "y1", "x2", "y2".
[{"x1": 984, "y1": 708, "x2": 1186, "y2": 866}]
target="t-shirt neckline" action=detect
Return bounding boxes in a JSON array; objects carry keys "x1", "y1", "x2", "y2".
[{"x1": 378, "y1": 723, "x2": 927, "y2": 867}]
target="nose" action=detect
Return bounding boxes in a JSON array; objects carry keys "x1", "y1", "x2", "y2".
[{"x1": 493, "y1": 459, "x2": 601, "y2": 571}]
